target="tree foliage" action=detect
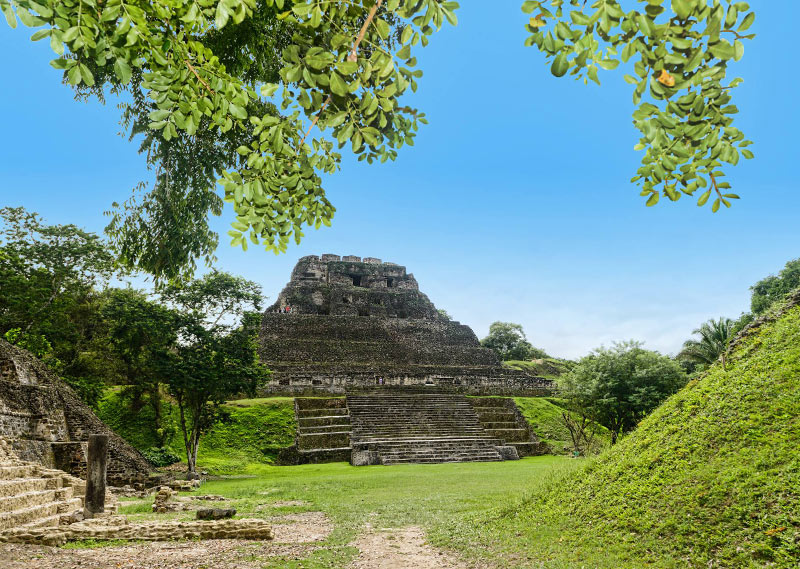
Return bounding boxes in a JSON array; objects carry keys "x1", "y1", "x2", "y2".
[
  {"x1": 481, "y1": 321, "x2": 548, "y2": 361},
  {"x1": 678, "y1": 316, "x2": 733, "y2": 370},
  {"x1": 750, "y1": 258, "x2": 800, "y2": 316},
  {"x1": 155, "y1": 273, "x2": 268, "y2": 474},
  {"x1": 561, "y1": 340, "x2": 686, "y2": 443},
  {"x1": 1, "y1": 0, "x2": 458, "y2": 281},
  {"x1": 0, "y1": 207, "x2": 120, "y2": 405},
  {"x1": 522, "y1": 0, "x2": 755, "y2": 210}
]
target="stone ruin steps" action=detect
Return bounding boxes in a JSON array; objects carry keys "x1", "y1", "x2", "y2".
[
  {"x1": 469, "y1": 398, "x2": 549, "y2": 457},
  {"x1": 294, "y1": 398, "x2": 352, "y2": 463},
  {"x1": 347, "y1": 394, "x2": 516, "y2": 465},
  {"x1": 0, "y1": 462, "x2": 85, "y2": 532},
  {"x1": 288, "y1": 393, "x2": 549, "y2": 465}
]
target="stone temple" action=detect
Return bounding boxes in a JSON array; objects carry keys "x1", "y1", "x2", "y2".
[
  {"x1": 261, "y1": 255, "x2": 553, "y2": 466},
  {"x1": 259, "y1": 254, "x2": 553, "y2": 396}
]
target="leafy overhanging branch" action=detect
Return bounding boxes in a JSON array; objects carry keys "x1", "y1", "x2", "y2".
[
  {"x1": 522, "y1": 0, "x2": 755, "y2": 211},
  {"x1": 1, "y1": 0, "x2": 458, "y2": 277}
]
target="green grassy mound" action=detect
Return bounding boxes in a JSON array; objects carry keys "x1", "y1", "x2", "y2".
[
  {"x1": 97, "y1": 392, "x2": 295, "y2": 471},
  {"x1": 199, "y1": 398, "x2": 295, "y2": 471},
  {"x1": 514, "y1": 397, "x2": 609, "y2": 453},
  {"x1": 445, "y1": 294, "x2": 800, "y2": 567}
]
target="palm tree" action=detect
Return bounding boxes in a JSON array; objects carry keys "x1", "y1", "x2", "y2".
[{"x1": 679, "y1": 317, "x2": 734, "y2": 371}]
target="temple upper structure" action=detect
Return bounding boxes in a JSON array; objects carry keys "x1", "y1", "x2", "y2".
[{"x1": 258, "y1": 255, "x2": 553, "y2": 396}]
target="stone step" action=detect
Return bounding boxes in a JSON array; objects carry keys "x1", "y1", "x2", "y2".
[
  {"x1": 298, "y1": 424, "x2": 352, "y2": 434},
  {"x1": 0, "y1": 465, "x2": 38, "y2": 480},
  {"x1": 20, "y1": 513, "x2": 63, "y2": 530},
  {"x1": 297, "y1": 447, "x2": 352, "y2": 464},
  {"x1": 295, "y1": 398, "x2": 347, "y2": 410},
  {"x1": 467, "y1": 398, "x2": 513, "y2": 408},
  {"x1": 298, "y1": 416, "x2": 352, "y2": 427},
  {"x1": 484, "y1": 428, "x2": 530, "y2": 442},
  {"x1": 0, "y1": 489, "x2": 67, "y2": 514},
  {"x1": 481, "y1": 422, "x2": 519, "y2": 429},
  {"x1": 0, "y1": 477, "x2": 51, "y2": 496},
  {"x1": 297, "y1": 408, "x2": 350, "y2": 418},
  {"x1": 0, "y1": 496, "x2": 82, "y2": 531},
  {"x1": 297, "y1": 432, "x2": 350, "y2": 450},
  {"x1": 508, "y1": 442, "x2": 548, "y2": 457}
]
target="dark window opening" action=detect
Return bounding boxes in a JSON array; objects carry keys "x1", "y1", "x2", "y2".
[
  {"x1": 312, "y1": 379, "x2": 322, "y2": 386},
  {"x1": 351, "y1": 275, "x2": 362, "y2": 287},
  {"x1": 342, "y1": 296, "x2": 350, "y2": 304},
  {"x1": 386, "y1": 278, "x2": 394, "y2": 288},
  {"x1": 278, "y1": 379, "x2": 290, "y2": 385}
]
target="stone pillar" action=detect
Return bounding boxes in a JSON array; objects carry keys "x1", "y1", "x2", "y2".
[{"x1": 84, "y1": 434, "x2": 108, "y2": 518}]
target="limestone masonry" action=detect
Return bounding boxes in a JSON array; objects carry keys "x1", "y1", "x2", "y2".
[
  {"x1": 259, "y1": 254, "x2": 554, "y2": 396},
  {"x1": 0, "y1": 338, "x2": 151, "y2": 486}
]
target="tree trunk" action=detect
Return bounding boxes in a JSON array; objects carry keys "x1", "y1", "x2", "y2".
[{"x1": 177, "y1": 397, "x2": 195, "y2": 475}]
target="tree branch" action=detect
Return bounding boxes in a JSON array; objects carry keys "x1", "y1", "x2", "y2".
[{"x1": 296, "y1": 0, "x2": 384, "y2": 153}]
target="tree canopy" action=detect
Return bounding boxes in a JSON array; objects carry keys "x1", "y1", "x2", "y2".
[
  {"x1": 523, "y1": 0, "x2": 755, "y2": 211},
  {"x1": 678, "y1": 316, "x2": 733, "y2": 371},
  {"x1": 2, "y1": 0, "x2": 755, "y2": 281},
  {"x1": 750, "y1": 258, "x2": 800, "y2": 316},
  {"x1": 1, "y1": 0, "x2": 457, "y2": 281},
  {"x1": 561, "y1": 340, "x2": 686, "y2": 443},
  {"x1": 480, "y1": 321, "x2": 548, "y2": 362}
]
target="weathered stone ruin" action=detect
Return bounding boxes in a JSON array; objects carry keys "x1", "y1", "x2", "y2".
[
  {"x1": 288, "y1": 394, "x2": 549, "y2": 466},
  {"x1": 0, "y1": 338, "x2": 151, "y2": 486},
  {"x1": 0, "y1": 437, "x2": 98, "y2": 534},
  {"x1": 0, "y1": 438, "x2": 272, "y2": 546},
  {"x1": 259, "y1": 254, "x2": 554, "y2": 395},
  {"x1": 261, "y1": 255, "x2": 554, "y2": 466}
]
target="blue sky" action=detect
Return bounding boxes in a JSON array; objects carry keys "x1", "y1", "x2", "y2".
[{"x1": 1, "y1": 3, "x2": 798, "y2": 359}]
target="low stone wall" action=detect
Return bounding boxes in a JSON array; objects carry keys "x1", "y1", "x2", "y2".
[{"x1": 0, "y1": 518, "x2": 274, "y2": 546}]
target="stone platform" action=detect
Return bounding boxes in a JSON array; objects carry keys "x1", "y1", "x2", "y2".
[{"x1": 285, "y1": 393, "x2": 547, "y2": 466}]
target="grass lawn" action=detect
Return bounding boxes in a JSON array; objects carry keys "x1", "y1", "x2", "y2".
[{"x1": 120, "y1": 456, "x2": 577, "y2": 568}]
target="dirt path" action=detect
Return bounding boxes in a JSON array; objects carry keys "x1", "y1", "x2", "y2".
[{"x1": 349, "y1": 525, "x2": 466, "y2": 569}]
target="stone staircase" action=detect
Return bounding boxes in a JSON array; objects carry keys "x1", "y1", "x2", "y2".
[
  {"x1": 0, "y1": 439, "x2": 86, "y2": 532},
  {"x1": 469, "y1": 397, "x2": 549, "y2": 457},
  {"x1": 347, "y1": 393, "x2": 518, "y2": 465},
  {"x1": 294, "y1": 398, "x2": 352, "y2": 463}
]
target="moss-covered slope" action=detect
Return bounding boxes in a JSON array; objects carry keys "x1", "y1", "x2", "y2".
[
  {"x1": 97, "y1": 393, "x2": 295, "y2": 471},
  {"x1": 459, "y1": 293, "x2": 800, "y2": 567}
]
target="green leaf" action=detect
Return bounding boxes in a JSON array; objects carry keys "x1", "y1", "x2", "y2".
[
  {"x1": 551, "y1": 52, "x2": 569, "y2": 77},
  {"x1": 113, "y1": 58, "x2": 132, "y2": 84},
  {"x1": 738, "y1": 12, "x2": 755, "y2": 31},
  {"x1": 30, "y1": 29, "x2": 49, "y2": 41},
  {"x1": 697, "y1": 189, "x2": 712, "y2": 206},
  {"x1": 733, "y1": 40, "x2": 744, "y2": 61},
  {"x1": 261, "y1": 83, "x2": 280, "y2": 97},
  {"x1": 2, "y1": 2, "x2": 17, "y2": 28},
  {"x1": 671, "y1": 0, "x2": 693, "y2": 20},
  {"x1": 329, "y1": 72, "x2": 347, "y2": 96},
  {"x1": 646, "y1": 193, "x2": 659, "y2": 207},
  {"x1": 229, "y1": 103, "x2": 248, "y2": 120}
]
